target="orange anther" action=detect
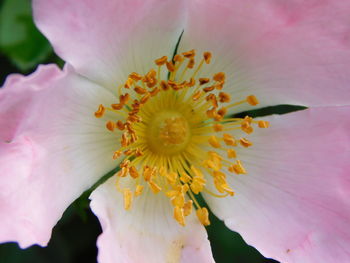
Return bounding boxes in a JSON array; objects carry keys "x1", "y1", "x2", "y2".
[
  {"x1": 213, "y1": 123, "x2": 223, "y2": 132},
  {"x1": 111, "y1": 103, "x2": 123, "y2": 110},
  {"x1": 174, "y1": 54, "x2": 184, "y2": 62},
  {"x1": 258, "y1": 120, "x2": 269, "y2": 128},
  {"x1": 140, "y1": 93, "x2": 151, "y2": 104},
  {"x1": 199, "y1": 78, "x2": 210, "y2": 85},
  {"x1": 134, "y1": 86, "x2": 147, "y2": 94},
  {"x1": 116, "y1": 120, "x2": 125, "y2": 130},
  {"x1": 203, "y1": 52, "x2": 212, "y2": 64},
  {"x1": 166, "y1": 61, "x2": 175, "y2": 72},
  {"x1": 129, "y1": 72, "x2": 142, "y2": 81},
  {"x1": 208, "y1": 136, "x2": 221, "y2": 148},
  {"x1": 218, "y1": 92, "x2": 231, "y2": 103},
  {"x1": 182, "y1": 49, "x2": 196, "y2": 58},
  {"x1": 240, "y1": 138, "x2": 253, "y2": 147},
  {"x1": 213, "y1": 72, "x2": 226, "y2": 82},
  {"x1": 246, "y1": 95, "x2": 259, "y2": 106},
  {"x1": 192, "y1": 90, "x2": 202, "y2": 101},
  {"x1": 203, "y1": 86, "x2": 215, "y2": 92},
  {"x1": 160, "y1": 80, "x2": 170, "y2": 91},
  {"x1": 129, "y1": 166, "x2": 139, "y2": 179},
  {"x1": 120, "y1": 93, "x2": 130, "y2": 104},
  {"x1": 94, "y1": 104, "x2": 105, "y2": 118},
  {"x1": 106, "y1": 121, "x2": 115, "y2": 131},
  {"x1": 113, "y1": 150, "x2": 122, "y2": 159},
  {"x1": 155, "y1": 56, "x2": 168, "y2": 66},
  {"x1": 187, "y1": 58, "x2": 195, "y2": 69}
]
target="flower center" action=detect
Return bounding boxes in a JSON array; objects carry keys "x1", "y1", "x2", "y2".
[
  {"x1": 94, "y1": 49, "x2": 269, "y2": 226},
  {"x1": 148, "y1": 112, "x2": 190, "y2": 155}
]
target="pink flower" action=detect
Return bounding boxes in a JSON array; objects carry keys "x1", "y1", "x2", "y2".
[{"x1": 1, "y1": 0, "x2": 350, "y2": 262}]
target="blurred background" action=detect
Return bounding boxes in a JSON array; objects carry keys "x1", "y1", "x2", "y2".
[{"x1": 0, "y1": 0, "x2": 283, "y2": 262}]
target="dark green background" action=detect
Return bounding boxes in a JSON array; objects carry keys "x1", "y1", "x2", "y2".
[{"x1": 0, "y1": 0, "x2": 302, "y2": 262}]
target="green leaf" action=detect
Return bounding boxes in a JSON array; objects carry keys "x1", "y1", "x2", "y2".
[{"x1": 0, "y1": 0, "x2": 53, "y2": 71}]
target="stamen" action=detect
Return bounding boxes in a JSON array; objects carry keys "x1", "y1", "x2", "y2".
[{"x1": 94, "y1": 49, "x2": 268, "y2": 227}]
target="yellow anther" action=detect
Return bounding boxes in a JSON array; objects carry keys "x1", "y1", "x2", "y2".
[
  {"x1": 118, "y1": 167, "x2": 128, "y2": 177},
  {"x1": 246, "y1": 95, "x2": 259, "y2": 106},
  {"x1": 120, "y1": 159, "x2": 130, "y2": 168},
  {"x1": 106, "y1": 121, "x2": 115, "y2": 132},
  {"x1": 229, "y1": 160, "x2": 247, "y2": 174},
  {"x1": 183, "y1": 200, "x2": 193, "y2": 216},
  {"x1": 166, "y1": 61, "x2": 175, "y2": 72},
  {"x1": 203, "y1": 52, "x2": 212, "y2": 64},
  {"x1": 227, "y1": 149, "x2": 237, "y2": 159},
  {"x1": 196, "y1": 207, "x2": 210, "y2": 226},
  {"x1": 180, "y1": 173, "x2": 191, "y2": 183},
  {"x1": 129, "y1": 72, "x2": 142, "y2": 81},
  {"x1": 199, "y1": 78, "x2": 210, "y2": 85},
  {"x1": 208, "y1": 135, "x2": 221, "y2": 148},
  {"x1": 149, "y1": 180, "x2": 162, "y2": 194},
  {"x1": 140, "y1": 93, "x2": 151, "y2": 104},
  {"x1": 135, "y1": 185, "x2": 144, "y2": 197},
  {"x1": 182, "y1": 49, "x2": 195, "y2": 58},
  {"x1": 94, "y1": 104, "x2": 105, "y2": 118},
  {"x1": 171, "y1": 193, "x2": 185, "y2": 208},
  {"x1": 123, "y1": 188, "x2": 132, "y2": 210},
  {"x1": 155, "y1": 56, "x2": 168, "y2": 66},
  {"x1": 143, "y1": 166, "x2": 153, "y2": 182},
  {"x1": 240, "y1": 138, "x2": 253, "y2": 147},
  {"x1": 218, "y1": 92, "x2": 231, "y2": 103},
  {"x1": 174, "y1": 206, "x2": 185, "y2": 226},
  {"x1": 241, "y1": 121, "x2": 253, "y2": 134},
  {"x1": 134, "y1": 86, "x2": 147, "y2": 95},
  {"x1": 191, "y1": 166, "x2": 204, "y2": 177},
  {"x1": 113, "y1": 150, "x2": 122, "y2": 160},
  {"x1": 129, "y1": 166, "x2": 139, "y2": 179},
  {"x1": 111, "y1": 103, "x2": 124, "y2": 110},
  {"x1": 187, "y1": 58, "x2": 195, "y2": 69},
  {"x1": 258, "y1": 120, "x2": 270, "y2": 128},
  {"x1": 174, "y1": 54, "x2": 184, "y2": 62},
  {"x1": 223, "y1": 134, "x2": 236, "y2": 146},
  {"x1": 192, "y1": 90, "x2": 203, "y2": 101},
  {"x1": 166, "y1": 172, "x2": 178, "y2": 185},
  {"x1": 213, "y1": 72, "x2": 226, "y2": 82},
  {"x1": 190, "y1": 176, "x2": 206, "y2": 194}
]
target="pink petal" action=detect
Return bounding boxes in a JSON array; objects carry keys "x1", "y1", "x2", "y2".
[
  {"x1": 90, "y1": 176, "x2": 214, "y2": 263},
  {"x1": 0, "y1": 65, "x2": 119, "y2": 248},
  {"x1": 181, "y1": 0, "x2": 350, "y2": 110},
  {"x1": 32, "y1": 0, "x2": 186, "y2": 88},
  {"x1": 204, "y1": 106, "x2": 350, "y2": 262}
]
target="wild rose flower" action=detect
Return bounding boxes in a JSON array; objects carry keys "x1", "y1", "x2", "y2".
[{"x1": 1, "y1": 0, "x2": 350, "y2": 262}]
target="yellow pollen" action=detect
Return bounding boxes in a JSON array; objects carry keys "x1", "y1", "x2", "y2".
[{"x1": 94, "y1": 49, "x2": 269, "y2": 227}]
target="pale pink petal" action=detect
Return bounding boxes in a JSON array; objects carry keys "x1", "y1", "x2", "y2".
[
  {"x1": 33, "y1": 0, "x2": 186, "y2": 88},
  {"x1": 180, "y1": 0, "x2": 350, "y2": 111},
  {"x1": 204, "y1": 106, "x2": 350, "y2": 262},
  {"x1": 0, "y1": 65, "x2": 119, "y2": 248},
  {"x1": 90, "y1": 176, "x2": 214, "y2": 263}
]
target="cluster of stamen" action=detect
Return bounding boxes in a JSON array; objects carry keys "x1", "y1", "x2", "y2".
[{"x1": 95, "y1": 49, "x2": 269, "y2": 226}]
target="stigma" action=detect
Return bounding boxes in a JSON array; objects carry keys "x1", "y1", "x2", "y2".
[{"x1": 95, "y1": 49, "x2": 269, "y2": 226}]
